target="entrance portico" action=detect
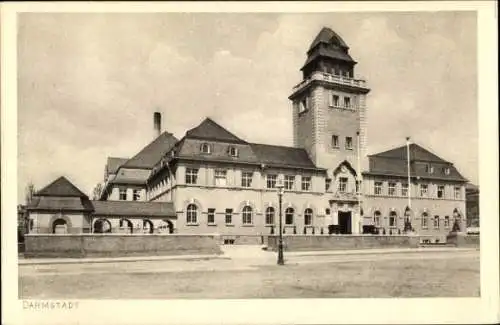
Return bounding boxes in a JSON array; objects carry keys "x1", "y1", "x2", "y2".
[{"x1": 329, "y1": 193, "x2": 362, "y2": 234}]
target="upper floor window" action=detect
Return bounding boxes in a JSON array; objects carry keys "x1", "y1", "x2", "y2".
[
  {"x1": 331, "y1": 135, "x2": 339, "y2": 148},
  {"x1": 345, "y1": 137, "x2": 353, "y2": 150},
  {"x1": 119, "y1": 188, "x2": 127, "y2": 201},
  {"x1": 420, "y1": 184, "x2": 428, "y2": 197},
  {"x1": 374, "y1": 182, "x2": 383, "y2": 195},
  {"x1": 304, "y1": 208, "x2": 313, "y2": 226},
  {"x1": 200, "y1": 143, "x2": 211, "y2": 154},
  {"x1": 330, "y1": 94, "x2": 340, "y2": 107},
  {"x1": 338, "y1": 177, "x2": 348, "y2": 193},
  {"x1": 241, "y1": 171, "x2": 253, "y2": 188},
  {"x1": 401, "y1": 183, "x2": 409, "y2": 197},
  {"x1": 133, "y1": 189, "x2": 140, "y2": 201},
  {"x1": 437, "y1": 185, "x2": 445, "y2": 198},
  {"x1": 454, "y1": 186, "x2": 461, "y2": 199},
  {"x1": 228, "y1": 146, "x2": 239, "y2": 157},
  {"x1": 214, "y1": 169, "x2": 227, "y2": 187},
  {"x1": 344, "y1": 97, "x2": 351, "y2": 108},
  {"x1": 301, "y1": 176, "x2": 311, "y2": 191},
  {"x1": 325, "y1": 178, "x2": 332, "y2": 192},
  {"x1": 388, "y1": 182, "x2": 396, "y2": 196},
  {"x1": 284, "y1": 175, "x2": 295, "y2": 191},
  {"x1": 266, "y1": 174, "x2": 277, "y2": 189},
  {"x1": 186, "y1": 204, "x2": 198, "y2": 224},
  {"x1": 186, "y1": 168, "x2": 199, "y2": 185}
]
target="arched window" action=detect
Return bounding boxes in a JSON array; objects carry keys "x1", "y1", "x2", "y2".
[
  {"x1": 93, "y1": 218, "x2": 112, "y2": 233},
  {"x1": 285, "y1": 207, "x2": 294, "y2": 225},
  {"x1": 421, "y1": 212, "x2": 429, "y2": 229},
  {"x1": 304, "y1": 208, "x2": 313, "y2": 226},
  {"x1": 200, "y1": 143, "x2": 211, "y2": 154},
  {"x1": 158, "y1": 219, "x2": 174, "y2": 234},
  {"x1": 52, "y1": 218, "x2": 68, "y2": 234},
  {"x1": 374, "y1": 211, "x2": 381, "y2": 227},
  {"x1": 242, "y1": 206, "x2": 253, "y2": 225},
  {"x1": 389, "y1": 211, "x2": 397, "y2": 227},
  {"x1": 143, "y1": 219, "x2": 154, "y2": 234},
  {"x1": 186, "y1": 204, "x2": 198, "y2": 224},
  {"x1": 119, "y1": 218, "x2": 133, "y2": 234},
  {"x1": 265, "y1": 207, "x2": 275, "y2": 225}
]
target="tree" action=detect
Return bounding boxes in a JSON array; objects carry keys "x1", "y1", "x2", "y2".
[
  {"x1": 92, "y1": 183, "x2": 103, "y2": 200},
  {"x1": 25, "y1": 182, "x2": 36, "y2": 205}
]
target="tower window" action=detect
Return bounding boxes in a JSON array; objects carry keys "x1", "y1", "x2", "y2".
[
  {"x1": 338, "y1": 177, "x2": 348, "y2": 193},
  {"x1": 344, "y1": 97, "x2": 351, "y2": 108},
  {"x1": 325, "y1": 178, "x2": 332, "y2": 192},
  {"x1": 345, "y1": 137, "x2": 353, "y2": 150},
  {"x1": 330, "y1": 94, "x2": 340, "y2": 107},
  {"x1": 331, "y1": 135, "x2": 339, "y2": 148}
]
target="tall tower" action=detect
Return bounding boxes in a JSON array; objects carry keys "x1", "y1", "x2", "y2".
[{"x1": 289, "y1": 27, "x2": 370, "y2": 177}]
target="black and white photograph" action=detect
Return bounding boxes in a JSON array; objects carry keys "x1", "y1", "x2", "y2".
[{"x1": 1, "y1": 2, "x2": 498, "y2": 325}]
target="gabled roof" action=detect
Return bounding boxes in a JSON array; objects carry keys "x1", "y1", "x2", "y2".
[
  {"x1": 91, "y1": 200, "x2": 176, "y2": 217},
  {"x1": 308, "y1": 27, "x2": 349, "y2": 51},
  {"x1": 122, "y1": 132, "x2": 178, "y2": 169},
  {"x1": 35, "y1": 176, "x2": 88, "y2": 198},
  {"x1": 27, "y1": 196, "x2": 94, "y2": 212},
  {"x1": 249, "y1": 143, "x2": 318, "y2": 169},
  {"x1": 370, "y1": 143, "x2": 446, "y2": 162},
  {"x1": 106, "y1": 157, "x2": 128, "y2": 175},
  {"x1": 185, "y1": 117, "x2": 247, "y2": 144}
]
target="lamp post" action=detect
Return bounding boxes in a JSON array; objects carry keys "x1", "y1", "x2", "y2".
[{"x1": 276, "y1": 181, "x2": 285, "y2": 265}]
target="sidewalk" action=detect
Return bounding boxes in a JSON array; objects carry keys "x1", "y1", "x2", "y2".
[{"x1": 18, "y1": 246, "x2": 477, "y2": 266}]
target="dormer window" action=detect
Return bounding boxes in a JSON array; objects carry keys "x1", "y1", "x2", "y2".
[
  {"x1": 200, "y1": 143, "x2": 211, "y2": 154},
  {"x1": 228, "y1": 146, "x2": 239, "y2": 157},
  {"x1": 444, "y1": 167, "x2": 450, "y2": 175}
]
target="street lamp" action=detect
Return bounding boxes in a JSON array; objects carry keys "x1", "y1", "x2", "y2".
[{"x1": 276, "y1": 180, "x2": 285, "y2": 265}]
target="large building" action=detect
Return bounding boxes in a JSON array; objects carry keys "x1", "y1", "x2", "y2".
[{"x1": 25, "y1": 27, "x2": 469, "y2": 239}]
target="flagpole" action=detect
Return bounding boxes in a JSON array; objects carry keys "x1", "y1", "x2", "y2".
[
  {"x1": 356, "y1": 131, "x2": 361, "y2": 233},
  {"x1": 406, "y1": 137, "x2": 411, "y2": 210}
]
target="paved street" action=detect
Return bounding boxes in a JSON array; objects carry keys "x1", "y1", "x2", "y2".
[{"x1": 19, "y1": 247, "x2": 480, "y2": 299}]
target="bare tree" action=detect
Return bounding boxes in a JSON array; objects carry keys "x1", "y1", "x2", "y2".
[{"x1": 92, "y1": 183, "x2": 103, "y2": 200}]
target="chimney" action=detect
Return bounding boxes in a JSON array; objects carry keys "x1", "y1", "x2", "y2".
[{"x1": 154, "y1": 112, "x2": 161, "y2": 138}]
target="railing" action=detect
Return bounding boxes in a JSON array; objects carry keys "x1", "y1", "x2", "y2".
[{"x1": 292, "y1": 71, "x2": 367, "y2": 92}]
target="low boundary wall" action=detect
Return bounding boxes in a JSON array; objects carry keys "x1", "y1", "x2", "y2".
[
  {"x1": 267, "y1": 234, "x2": 445, "y2": 251},
  {"x1": 24, "y1": 234, "x2": 223, "y2": 258},
  {"x1": 446, "y1": 233, "x2": 480, "y2": 248}
]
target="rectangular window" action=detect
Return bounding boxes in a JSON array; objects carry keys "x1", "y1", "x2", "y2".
[
  {"x1": 389, "y1": 215, "x2": 396, "y2": 227},
  {"x1": 331, "y1": 135, "x2": 339, "y2": 148},
  {"x1": 266, "y1": 174, "x2": 277, "y2": 189},
  {"x1": 401, "y1": 183, "x2": 409, "y2": 197},
  {"x1": 325, "y1": 179, "x2": 332, "y2": 192},
  {"x1": 420, "y1": 184, "x2": 428, "y2": 197},
  {"x1": 338, "y1": 177, "x2": 348, "y2": 193},
  {"x1": 356, "y1": 180, "x2": 361, "y2": 194},
  {"x1": 214, "y1": 169, "x2": 227, "y2": 187},
  {"x1": 133, "y1": 189, "x2": 140, "y2": 201},
  {"x1": 185, "y1": 168, "x2": 198, "y2": 184},
  {"x1": 444, "y1": 167, "x2": 451, "y2": 175},
  {"x1": 344, "y1": 97, "x2": 351, "y2": 108},
  {"x1": 433, "y1": 215, "x2": 440, "y2": 229},
  {"x1": 454, "y1": 186, "x2": 461, "y2": 199},
  {"x1": 345, "y1": 137, "x2": 353, "y2": 150},
  {"x1": 207, "y1": 208, "x2": 216, "y2": 224},
  {"x1": 241, "y1": 171, "x2": 253, "y2": 188},
  {"x1": 388, "y1": 182, "x2": 396, "y2": 196},
  {"x1": 374, "y1": 182, "x2": 383, "y2": 195},
  {"x1": 332, "y1": 94, "x2": 340, "y2": 107},
  {"x1": 284, "y1": 175, "x2": 295, "y2": 191},
  {"x1": 437, "y1": 185, "x2": 445, "y2": 198},
  {"x1": 119, "y1": 188, "x2": 127, "y2": 201},
  {"x1": 301, "y1": 176, "x2": 311, "y2": 191},
  {"x1": 422, "y1": 215, "x2": 428, "y2": 229},
  {"x1": 225, "y1": 209, "x2": 233, "y2": 225},
  {"x1": 444, "y1": 216, "x2": 450, "y2": 228}
]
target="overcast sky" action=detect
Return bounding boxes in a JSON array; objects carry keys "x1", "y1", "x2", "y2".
[{"x1": 17, "y1": 12, "x2": 477, "y2": 202}]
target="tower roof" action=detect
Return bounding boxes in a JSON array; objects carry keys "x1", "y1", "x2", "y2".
[
  {"x1": 185, "y1": 117, "x2": 247, "y2": 144},
  {"x1": 308, "y1": 27, "x2": 349, "y2": 51}
]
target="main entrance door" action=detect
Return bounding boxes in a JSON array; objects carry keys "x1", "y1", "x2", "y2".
[{"x1": 338, "y1": 211, "x2": 352, "y2": 234}]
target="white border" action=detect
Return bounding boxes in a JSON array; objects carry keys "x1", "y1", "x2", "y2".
[{"x1": 2, "y1": 1, "x2": 498, "y2": 324}]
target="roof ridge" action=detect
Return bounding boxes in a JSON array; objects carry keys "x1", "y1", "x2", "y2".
[{"x1": 35, "y1": 176, "x2": 88, "y2": 198}]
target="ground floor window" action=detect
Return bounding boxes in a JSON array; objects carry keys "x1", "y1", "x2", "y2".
[
  {"x1": 374, "y1": 211, "x2": 381, "y2": 227},
  {"x1": 52, "y1": 218, "x2": 68, "y2": 234},
  {"x1": 119, "y1": 219, "x2": 133, "y2": 233},
  {"x1": 421, "y1": 213, "x2": 429, "y2": 229},
  {"x1": 304, "y1": 208, "x2": 313, "y2": 225},
  {"x1": 433, "y1": 215, "x2": 440, "y2": 229},
  {"x1": 285, "y1": 207, "x2": 294, "y2": 225},
  {"x1": 93, "y1": 218, "x2": 112, "y2": 233},
  {"x1": 186, "y1": 204, "x2": 198, "y2": 224},
  {"x1": 242, "y1": 206, "x2": 253, "y2": 225},
  {"x1": 444, "y1": 216, "x2": 450, "y2": 228},
  {"x1": 389, "y1": 211, "x2": 397, "y2": 227},
  {"x1": 265, "y1": 207, "x2": 275, "y2": 225},
  {"x1": 143, "y1": 219, "x2": 154, "y2": 233}
]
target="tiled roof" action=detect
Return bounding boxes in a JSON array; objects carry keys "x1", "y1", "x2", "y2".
[
  {"x1": 35, "y1": 176, "x2": 89, "y2": 198},
  {"x1": 308, "y1": 27, "x2": 349, "y2": 51},
  {"x1": 370, "y1": 143, "x2": 445, "y2": 162},
  {"x1": 91, "y1": 200, "x2": 176, "y2": 217},
  {"x1": 302, "y1": 48, "x2": 355, "y2": 69},
  {"x1": 249, "y1": 143, "x2": 319, "y2": 169},
  {"x1": 106, "y1": 157, "x2": 128, "y2": 175},
  {"x1": 185, "y1": 118, "x2": 247, "y2": 144},
  {"x1": 122, "y1": 132, "x2": 178, "y2": 169},
  {"x1": 27, "y1": 196, "x2": 94, "y2": 212}
]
